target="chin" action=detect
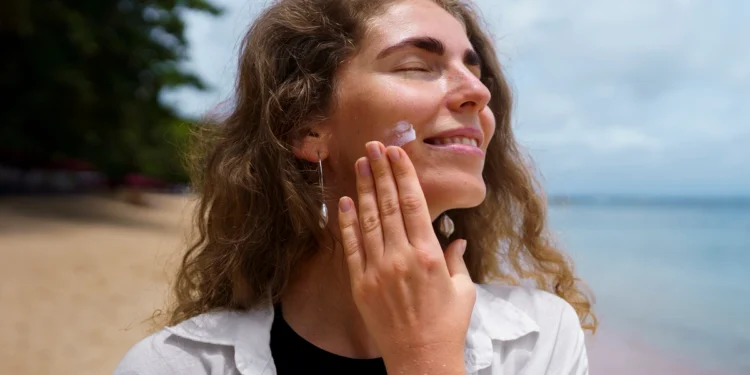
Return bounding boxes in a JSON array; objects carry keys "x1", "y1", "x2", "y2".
[{"x1": 423, "y1": 172, "x2": 487, "y2": 216}]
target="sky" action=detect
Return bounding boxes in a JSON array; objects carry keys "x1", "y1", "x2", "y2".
[{"x1": 162, "y1": 0, "x2": 750, "y2": 197}]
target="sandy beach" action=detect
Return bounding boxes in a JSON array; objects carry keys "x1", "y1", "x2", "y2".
[{"x1": 0, "y1": 194, "x2": 731, "y2": 375}]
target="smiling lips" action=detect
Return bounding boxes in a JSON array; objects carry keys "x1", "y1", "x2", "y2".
[
  {"x1": 428, "y1": 136, "x2": 478, "y2": 147},
  {"x1": 423, "y1": 127, "x2": 484, "y2": 153}
]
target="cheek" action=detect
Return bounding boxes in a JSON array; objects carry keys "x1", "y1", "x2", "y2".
[
  {"x1": 388, "y1": 82, "x2": 443, "y2": 116},
  {"x1": 479, "y1": 107, "x2": 496, "y2": 147},
  {"x1": 334, "y1": 79, "x2": 438, "y2": 142}
]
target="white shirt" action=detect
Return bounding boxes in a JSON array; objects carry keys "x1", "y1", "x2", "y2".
[{"x1": 114, "y1": 284, "x2": 588, "y2": 375}]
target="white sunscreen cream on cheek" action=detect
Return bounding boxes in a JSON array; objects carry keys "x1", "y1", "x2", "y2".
[{"x1": 384, "y1": 120, "x2": 417, "y2": 147}]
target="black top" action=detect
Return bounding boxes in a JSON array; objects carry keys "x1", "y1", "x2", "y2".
[{"x1": 270, "y1": 305, "x2": 387, "y2": 375}]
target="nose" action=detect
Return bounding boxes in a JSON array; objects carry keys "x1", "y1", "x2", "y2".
[{"x1": 445, "y1": 69, "x2": 491, "y2": 114}]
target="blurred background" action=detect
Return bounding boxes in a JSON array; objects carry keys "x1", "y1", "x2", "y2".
[{"x1": 1, "y1": 0, "x2": 747, "y2": 374}]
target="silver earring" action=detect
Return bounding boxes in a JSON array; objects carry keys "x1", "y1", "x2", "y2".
[
  {"x1": 317, "y1": 152, "x2": 328, "y2": 228},
  {"x1": 439, "y1": 213, "x2": 454, "y2": 238}
]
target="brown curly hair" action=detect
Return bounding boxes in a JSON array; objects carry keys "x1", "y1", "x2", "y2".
[{"x1": 166, "y1": 0, "x2": 597, "y2": 333}]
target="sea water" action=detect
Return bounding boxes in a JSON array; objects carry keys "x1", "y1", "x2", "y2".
[{"x1": 548, "y1": 198, "x2": 750, "y2": 374}]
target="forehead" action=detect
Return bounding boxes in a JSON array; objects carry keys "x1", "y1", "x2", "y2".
[{"x1": 361, "y1": 0, "x2": 471, "y2": 56}]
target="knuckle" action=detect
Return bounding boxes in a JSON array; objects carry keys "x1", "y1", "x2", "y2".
[
  {"x1": 391, "y1": 164, "x2": 410, "y2": 178},
  {"x1": 416, "y1": 249, "x2": 441, "y2": 270},
  {"x1": 343, "y1": 237, "x2": 361, "y2": 255},
  {"x1": 357, "y1": 181, "x2": 376, "y2": 195},
  {"x1": 399, "y1": 193, "x2": 423, "y2": 214},
  {"x1": 338, "y1": 213, "x2": 356, "y2": 228},
  {"x1": 359, "y1": 275, "x2": 381, "y2": 293},
  {"x1": 389, "y1": 257, "x2": 410, "y2": 276},
  {"x1": 372, "y1": 164, "x2": 390, "y2": 179},
  {"x1": 376, "y1": 256, "x2": 409, "y2": 278},
  {"x1": 360, "y1": 213, "x2": 381, "y2": 234},
  {"x1": 379, "y1": 197, "x2": 400, "y2": 217}
]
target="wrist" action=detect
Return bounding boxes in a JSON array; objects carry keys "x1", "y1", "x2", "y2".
[{"x1": 382, "y1": 344, "x2": 466, "y2": 375}]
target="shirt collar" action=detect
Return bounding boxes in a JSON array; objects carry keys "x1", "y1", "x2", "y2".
[
  {"x1": 474, "y1": 284, "x2": 540, "y2": 340},
  {"x1": 165, "y1": 305, "x2": 277, "y2": 375},
  {"x1": 464, "y1": 284, "x2": 540, "y2": 372},
  {"x1": 165, "y1": 284, "x2": 539, "y2": 375}
]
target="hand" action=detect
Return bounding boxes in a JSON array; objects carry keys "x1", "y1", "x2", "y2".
[{"x1": 337, "y1": 141, "x2": 476, "y2": 374}]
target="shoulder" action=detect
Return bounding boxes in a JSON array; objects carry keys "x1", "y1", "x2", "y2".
[
  {"x1": 477, "y1": 283, "x2": 581, "y2": 334},
  {"x1": 113, "y1": 308, "x2": 274, "y2": 375},
  {"x1": 477, "y1": 284, "x2": 588, "y2": 373},
  {"x1": 113, "y1": 327, "x2": 235, "y2": 375},
  {"x1": 114, "y1": 329, "x2": 191, "y2": 375}
]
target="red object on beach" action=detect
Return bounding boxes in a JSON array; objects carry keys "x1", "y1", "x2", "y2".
[
  {"x1": 124, "y1": 173, "x2": 167, "y2": 190},
  {"x1": 54, "y1": 158, "x2": 95, "y2": 172}
]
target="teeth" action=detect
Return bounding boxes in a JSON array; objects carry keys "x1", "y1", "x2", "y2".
[{"x1": 432, "y1": 137, "x2": 478, "y2": 147}]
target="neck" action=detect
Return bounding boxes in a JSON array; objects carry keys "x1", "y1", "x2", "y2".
[{"x1": 280, "y1": 240, "x2": 380, "y2": 359}]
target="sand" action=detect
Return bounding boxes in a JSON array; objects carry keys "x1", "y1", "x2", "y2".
[
  {"x1": 0, "y1": 193, "x2": 729, "y2": 375},
  {"x1": 0, "y1": 193, "x2": 192, "y2": 375}
]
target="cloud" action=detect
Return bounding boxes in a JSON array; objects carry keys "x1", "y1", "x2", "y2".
[
  {"x1": 477, "y1": 0, "x2": 750, "y2": 195},
  {"x1": 168, "y1": 0, "x2": 750, "y2": 196}
]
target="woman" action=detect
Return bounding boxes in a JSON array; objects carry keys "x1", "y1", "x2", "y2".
[{"x1": 115, "y1": 0, "x2": 597, "y2": 374}]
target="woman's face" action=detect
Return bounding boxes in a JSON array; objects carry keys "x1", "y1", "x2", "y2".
[{"x1": 320, "y1": 0, "x2": 495, "y2": 220}]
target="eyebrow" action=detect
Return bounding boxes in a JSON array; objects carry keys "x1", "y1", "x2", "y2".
[{"x1": 376, "y1": 36, "x2": 482, "y2": 67}]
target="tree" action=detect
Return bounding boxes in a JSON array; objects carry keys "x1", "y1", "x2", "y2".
[{"x1": 0, "y1": 0, "x2": 221, "y2": 183}]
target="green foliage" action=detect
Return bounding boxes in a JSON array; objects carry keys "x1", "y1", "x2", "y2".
[{"x1": 0, "y1": 0, "x2": 221, "y2": 183}]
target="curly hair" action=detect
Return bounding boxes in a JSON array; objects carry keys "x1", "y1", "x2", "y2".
[{"x1": 166, "y1": 0, "x2": 597, "y2": 333}]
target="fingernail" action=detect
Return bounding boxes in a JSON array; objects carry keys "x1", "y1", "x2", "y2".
[
  {"x1": 459, "y1": 240, "x2": 468, "y2": 256},
  {"x1": 386, "y1": 147, "x2": 400, "y2": 161},
  {"x1": 366, "y1": 142, "x2": 382, "y2": 160},
  {"x1": 357, "y1": 159, "x2": 371, "y2": 177},
  {"x1": 339, "y1": 197, "x2": 353, "y2": 212}
]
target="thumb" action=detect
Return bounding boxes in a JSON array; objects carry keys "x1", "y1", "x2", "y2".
[{"x1": 444, "y1": 239, "x2": 470, "y2": 278}]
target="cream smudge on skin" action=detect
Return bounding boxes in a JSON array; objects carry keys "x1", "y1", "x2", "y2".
[{"x1": 384, "y1": 120, "x2": 416, "y2": 147}]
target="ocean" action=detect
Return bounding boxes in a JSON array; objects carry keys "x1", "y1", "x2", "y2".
[{"x1": 548, "y1": 198, "x2": 750, "y2": 374}]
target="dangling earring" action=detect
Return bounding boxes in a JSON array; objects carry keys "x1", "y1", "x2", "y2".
[
  {"x1": 317, "y1": 152, "x2": 328, "y2": 228},
  {"x1": 439, "y1": 213, "x2": 454, "y2": 238}
]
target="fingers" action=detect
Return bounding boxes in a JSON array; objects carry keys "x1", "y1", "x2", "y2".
[
  {"x1": 355, "y1": 157, "x2": 384, "y2": 262},
  {"x1": 385, "y1": 146, "x2": 434, "y2": 244},
  {"x1": 338, "y1": 196, "x2": 365, "y2": 282},
  {"x1": 444, "y1": 239, "x2": 470, "y2": 279},
  {"x1": 365, "y1": 142, "x2": 408, "y2": 249},
  {"x1": 445, "y1": 240, "x2": 476, "y2": 305}
]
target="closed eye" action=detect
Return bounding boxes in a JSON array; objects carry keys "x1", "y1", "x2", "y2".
[{"x1": 395, "y1": 67, "x2": 430, "y2": 72}]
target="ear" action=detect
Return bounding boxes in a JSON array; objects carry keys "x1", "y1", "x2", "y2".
[{"x1": 292, "y1": 127, "x2": 330, "y2": 163}]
